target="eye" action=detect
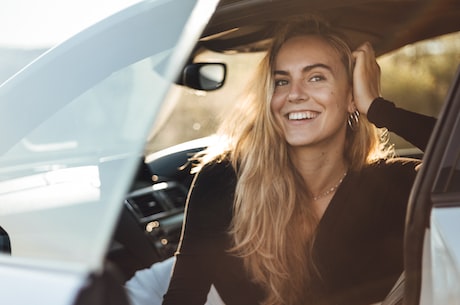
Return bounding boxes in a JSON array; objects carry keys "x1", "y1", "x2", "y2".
[
  {"x1": 309, "y1": 75, "x2": 325, "y2": 82},
  {"x1": 274, "y1": 79, "x2": 289, "y2": 87}
]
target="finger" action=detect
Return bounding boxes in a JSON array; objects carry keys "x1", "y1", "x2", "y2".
[{"x1": 353, "y1": 42, "x2": 375, "y2": 59}]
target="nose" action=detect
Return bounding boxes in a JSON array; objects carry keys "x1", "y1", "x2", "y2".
[{"x1": 288, "y1": 79, "x2": 308, "y2": 103}]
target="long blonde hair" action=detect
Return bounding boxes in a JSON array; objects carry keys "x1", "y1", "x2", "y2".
[{"x1": 193, "y1": 17, "x2": 390, "y2": 305}]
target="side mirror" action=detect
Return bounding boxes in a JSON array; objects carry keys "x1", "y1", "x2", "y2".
[{"x1": 181, "y1": 63, "x2": 226, "y2": 91}]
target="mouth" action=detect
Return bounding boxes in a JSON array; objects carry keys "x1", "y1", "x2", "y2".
[{"x1": 287, "y1": 111, "x2": 319, "y2": 121}]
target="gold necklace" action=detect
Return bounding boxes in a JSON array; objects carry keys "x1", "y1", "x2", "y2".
[{"x1": 312, "y1": 171, "x2": 348, "y2": 201}]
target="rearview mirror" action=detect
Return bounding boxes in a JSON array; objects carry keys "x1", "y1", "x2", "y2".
[{"x1": 181, "y1": 63, "x2": 226, "y2": 91}]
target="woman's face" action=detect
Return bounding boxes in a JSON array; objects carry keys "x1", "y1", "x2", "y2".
[{"x1": 271, "y1": 35, "x2": 354, "y2": 149}]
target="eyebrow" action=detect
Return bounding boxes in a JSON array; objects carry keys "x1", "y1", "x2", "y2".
[{"x1": 274, "y1": 63, "x2": 333, "y2": 76}]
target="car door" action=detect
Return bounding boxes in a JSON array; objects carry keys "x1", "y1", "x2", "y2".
[
  {"x1": 405, "y1": 64, "x2": 460, "y2": 304},
  {"x1": 0, "y1": 1, "x2": 218, "y2": 304}
]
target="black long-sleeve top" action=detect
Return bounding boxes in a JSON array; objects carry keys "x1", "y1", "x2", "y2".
[{"x1": 162, "y1": 98, "x2": 436, "y2": 305}]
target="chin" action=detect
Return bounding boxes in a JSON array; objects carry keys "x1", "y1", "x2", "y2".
[{"x1": 286, "y1": 138, "x2": 316, "y2": 147}]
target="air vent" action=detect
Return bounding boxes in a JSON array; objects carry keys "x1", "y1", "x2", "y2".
[
  {"x1": 163, "y1": 187, "x2": 187, "y2": 209},
  {"x1": 127, "y1": 192, "x2": 164, "y2": 218}
]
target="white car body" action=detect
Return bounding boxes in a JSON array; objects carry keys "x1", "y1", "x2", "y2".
[{"x1": 0, "y1": 0, "x2": 218, "y2": 304}]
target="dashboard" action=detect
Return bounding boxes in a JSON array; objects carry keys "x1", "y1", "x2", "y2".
[{"x1": 107, "y1": 138, "x2": 208, "y2": 280}]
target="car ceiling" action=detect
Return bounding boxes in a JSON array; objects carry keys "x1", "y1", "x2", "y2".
[{"x1": 199, "y1": 0, "x2": 460, "y2": 56}]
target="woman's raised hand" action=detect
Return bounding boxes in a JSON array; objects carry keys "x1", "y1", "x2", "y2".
[{"x1": 352, "y1": 42, "x2": 381, "y2": 115}]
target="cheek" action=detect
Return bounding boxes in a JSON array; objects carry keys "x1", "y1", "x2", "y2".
[
  {"x1": 325, "y1": 85, "x2": 352, "y2": 110},
  {"x1": 270, "y1": 93, "x2": 285, "y2": 114},
  {"x1": 309, "y1": 89, "x2": 336, "y2": 106},
  {"x1": 269, "y1": 96, "x2": 287, "y2": 130}
]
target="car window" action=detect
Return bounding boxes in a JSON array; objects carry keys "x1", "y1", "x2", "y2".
[
  {"x1": 4, "y1": 53, "x2": 172, "y2": 162},
  {"x1": 433, "y1": 68, "x2": 460, "y2": 197},
  {"x1": 147, "y1": 51, "x2": 264, "y2": 153},
  {"x1": 379, "y1": 31, "x2": 460, "y2": 154},
  {"x1": 0, "y1": 0, "x2": 204, "y2": 270},
  {"x1": 149, "y1": 31, "x2": 460, "y2": 155},
  {"x1": 433, "y1": 113, "x2": 460, "y2": 195}
]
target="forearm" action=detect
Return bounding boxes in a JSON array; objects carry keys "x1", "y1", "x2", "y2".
[
  {"x1": 367, "y1": 97, "x2": 436, "y2": 151},
  {"x1": 162, "y1": 254, "x2": 213, "y2": 305}
]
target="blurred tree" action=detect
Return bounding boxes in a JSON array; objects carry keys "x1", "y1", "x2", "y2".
[{"x1": 379, "y1": 32, "x2": 460, "y2": 150}]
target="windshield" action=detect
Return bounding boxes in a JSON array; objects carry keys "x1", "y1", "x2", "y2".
[
  {"x1": 149, "y1": 31, "x2": 460, "y2": 155},
  {"x1": 0, "y1": 0, "x2": 211, "y2": 271}
]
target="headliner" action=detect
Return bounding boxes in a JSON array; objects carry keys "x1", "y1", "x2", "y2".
[{"x1": 198, "y1": 0, "x2": 460, "y2": 56}]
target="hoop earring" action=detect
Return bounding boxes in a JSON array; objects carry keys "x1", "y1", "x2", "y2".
[{"x1": 347, "y1": 110, "x2": 360, "y2": 131}]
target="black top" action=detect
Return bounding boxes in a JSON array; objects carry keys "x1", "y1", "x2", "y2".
[{"x1": 162, "y1": 98, "x2": 436, "y2": 305}]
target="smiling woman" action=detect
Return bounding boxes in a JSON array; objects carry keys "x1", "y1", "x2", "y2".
[
  {"x1": 161, "y1": 17, "x2": 436, "y2": 305},
  {"x1": 271, "y1": 35, "x2": 354, "y2": 149}
]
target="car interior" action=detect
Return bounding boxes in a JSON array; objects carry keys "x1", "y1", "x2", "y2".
[
  {"x1": 104, "y1": 1, "x2": 460, "y2": 304},
  {"x1": 1, "y1": 1, "x2": 458, "y2": 305}
]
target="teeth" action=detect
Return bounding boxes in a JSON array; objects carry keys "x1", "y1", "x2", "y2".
[{"x1": 288, "y1": 111, "x2": 317, "y2": 120}]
